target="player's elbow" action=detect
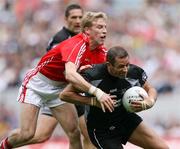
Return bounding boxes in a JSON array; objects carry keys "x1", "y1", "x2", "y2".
[
  {"x1": 60, "y1": 90, "x2": 77, "y2": 105},
  {"x1": 59, "y1": 91, "x2": 66, "y2": 101},
  {"x1": 59, "y1": 90, "x2": 70, "y2": 102}
]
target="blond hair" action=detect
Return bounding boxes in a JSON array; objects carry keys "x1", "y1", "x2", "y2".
[{"x1": 81, "y1": 11, "x2": 107, "y2": 32}]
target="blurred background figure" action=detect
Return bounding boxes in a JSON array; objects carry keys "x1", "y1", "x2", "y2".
[{"x1": 0, "y1": 0, "x2": 180, "y2": 148}]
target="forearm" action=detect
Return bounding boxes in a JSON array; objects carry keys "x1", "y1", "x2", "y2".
[
  {"x1": 68, "y1": 73, "x2": 105, "y2": 102},
  {"x1": 60, "y1": 84, "x2": 101, "y2": 108},
  {"x1": 65, "y1": 62, "x2": 93, "y2": 93},
  {"x1": 60, "y1": 91, "x2": 101, "y2": 108},
  {"x1": 60, "y1": 91, "x2": 92, "y2": 105},
  {"x1": 143, "y1": 81, "x2": 157, "y2": 100},
  {"x1": 66, "y1": 70, "x2": 91, "y2": 93},
  {"x1": 142, "y1": 82, "x2": 157, "y2": 110},
  {"x1": 65, "y1": 62, "x2": 114, "y2": 112},
  {"x1": 147, "y1": 87, "x2": 157, "y2": 103},
  {"x1": 65, "y1": 63, "x2": 104, "y2": 101}
]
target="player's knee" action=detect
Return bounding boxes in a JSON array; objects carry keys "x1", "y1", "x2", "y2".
[{"x1": 67, "y1": 126, "x2": 81, "y2": 141}]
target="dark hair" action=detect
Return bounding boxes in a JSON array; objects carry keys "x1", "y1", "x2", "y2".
[
  {"x1": 107, "y1": 46, "x2": 129, "y2": 66},
  {"x1": 65, "y1": 4, "x2": 83, "y2": 17}
]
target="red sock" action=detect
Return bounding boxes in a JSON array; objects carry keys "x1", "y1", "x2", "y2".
[
  {"x1": 0, "y1": 139, "x2": 5, "y2": 149},
  {"x1": 0, "y1": 138, "x2": 12, "y2": 149}
]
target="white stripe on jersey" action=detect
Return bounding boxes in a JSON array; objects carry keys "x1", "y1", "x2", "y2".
[
  {"x1": 75, "y1": 43, "x2": 86, "y2": 66},
  {"x1": 101, "y1": 47, "x2": 107, "y2": 53},
  {"x1": 67, "y1": 39, "x2": 84, "y2": 63}
]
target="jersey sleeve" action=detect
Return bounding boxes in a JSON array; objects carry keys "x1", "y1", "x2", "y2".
[
  {"x1": 128, "y1": 64, "x2": 148, "y2": 86},
  {"x1": 139, "y1": 69, "x2": 148, "y2": 86},
  {"x1": 61, "y1": 39, "x2": 86, "y2": 67}
]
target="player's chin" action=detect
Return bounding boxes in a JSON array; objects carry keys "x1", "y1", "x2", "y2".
[
  {"x1": 74, "y1": 28, "x2": 81, "y2": 33},
  {"x1": 100, "y1": 38, "x2": 106, "y2": 44}
]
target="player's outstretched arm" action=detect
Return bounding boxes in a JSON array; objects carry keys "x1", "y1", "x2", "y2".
[
  {"x1": 60, "y1": 84, "x2": 115, "y2": 112},
  {"x1": 60, "y1": 84, "x2": 91, "y2": 105},
  {"x1": 65, "y1": 62, "x2": 114, "y2": 112}
]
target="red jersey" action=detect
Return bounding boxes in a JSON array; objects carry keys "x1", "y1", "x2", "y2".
[{"x1": 36, "y1": 33, "x2": 107, "y2": 82}]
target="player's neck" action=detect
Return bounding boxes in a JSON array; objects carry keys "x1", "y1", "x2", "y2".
[
  {"x1": 89, "y1": 40, "x2": 99, "y2": 51},
  {"x1": 64, "y1": 27, "x2": 77, "y2": 36}
]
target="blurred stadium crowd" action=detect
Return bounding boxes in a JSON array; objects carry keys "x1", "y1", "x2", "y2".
[{"x1": 0, "y1": 0, "x2": 180, "y2": 141}]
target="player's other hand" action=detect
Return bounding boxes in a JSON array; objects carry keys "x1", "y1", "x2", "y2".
[
  {"x1": 98, "y1": 94, "x2": 116, "y2": 112},
  {"x1": 89, "y1": 86, "x2": 116, "y2": 112},
  {"x1": 91, "y1": 95, "x2": 116, "y2": 113}
]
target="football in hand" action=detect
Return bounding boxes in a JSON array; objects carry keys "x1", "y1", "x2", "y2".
[{"x1": 122, "y1": 86, "x2": 148, "y2": 112}]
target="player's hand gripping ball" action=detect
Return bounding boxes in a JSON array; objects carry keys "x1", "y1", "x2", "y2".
[{"x1": 122, "y1": 86, "x2": 148, "y2": 112}]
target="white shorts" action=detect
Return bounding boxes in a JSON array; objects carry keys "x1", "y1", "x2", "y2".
[{"x1": 17, "y1": 70, "x2": 68, "y2": 108}]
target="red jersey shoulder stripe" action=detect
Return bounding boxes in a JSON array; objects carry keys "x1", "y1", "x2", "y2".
[
  {"x1": 67, "y1": 39, "x2": 84, "y2": 61},
  {"x1": 75, "y1": 43, "x2": 86, "y2": 66}
]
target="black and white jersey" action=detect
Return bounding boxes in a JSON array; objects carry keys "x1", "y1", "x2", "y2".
[
  {"x1": 46, "y1": 27, "x2": 76, "y2": 51},
  {"x1": 81, "y1": 63, "x2": 148, "y2": 129}
]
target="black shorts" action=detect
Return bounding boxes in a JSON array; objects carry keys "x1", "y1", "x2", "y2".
[
  {"x1": 87, "y1": 113, "x2": 142, "y2": 149},
  {"x1": 41, "y1": 105, "x2": 85, "y2": 118}
]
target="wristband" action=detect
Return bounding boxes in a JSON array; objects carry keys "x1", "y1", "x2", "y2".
[
  {"x1": 88, "y1": 86, "x2": 97, "y2": 95},
  {"x1": 142, "y1": 99, "x2": 155, "y2": 110},
  {"x1": 90, "y1": 97, "x2": 94, "y2": 106},
  {"x1": 142, "y1": 101, "x2": 147, "y2": 110},
  {"x1": 90, "y1": 97, "x2": 102, "y2": 108},
  {"x1": 95, "y1": 88, "x2": 104, "y2": 101},
  {"x1": 88, "y1": 86, "x2": 104, "y2": 101}
]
